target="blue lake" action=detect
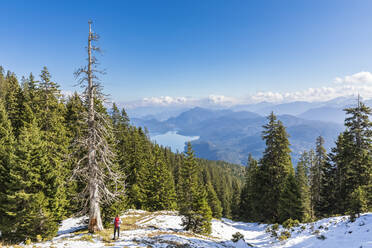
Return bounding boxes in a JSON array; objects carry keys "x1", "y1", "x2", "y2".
[{"x1": 151, "y1": 131, "x2": 199, "y2": 153}]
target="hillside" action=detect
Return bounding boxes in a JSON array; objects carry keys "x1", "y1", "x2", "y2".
[{"x1": 15, "y1": 210, "x2": 372, "y2": 248}]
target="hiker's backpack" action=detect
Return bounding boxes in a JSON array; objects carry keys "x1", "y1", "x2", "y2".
[{"x1": 114, "y1": 217, "x2": 120, "y2": 227}]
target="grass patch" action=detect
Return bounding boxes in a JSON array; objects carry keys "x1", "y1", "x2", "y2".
[
  {"x1": 121, "y1": 212, "x2": 152, "y2": 231},
  {"x1": 78, "y1": 234, "x2": 94, "y2": 242},
  {"x1": 97, "y1": 228, "x2": 114, "y2": 243},
  {"x1": 73, "y1": 229, "x2": 89, "y2": 235}
]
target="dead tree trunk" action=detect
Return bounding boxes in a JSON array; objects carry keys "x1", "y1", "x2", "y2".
[
  {"x1": 87, "y1": 20, "x2": 104, "y2": 232},
  {"x1": 73, "y1": 21, "x2": 123, "y2": 233}
]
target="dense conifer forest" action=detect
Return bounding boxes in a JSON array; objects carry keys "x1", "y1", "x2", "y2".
[
  {"x1": 0, "y1": 66, "x2": 246, "y2": 241},
  {"x1": 0, "y1": 65, "x2": 370, "y2": 243}
]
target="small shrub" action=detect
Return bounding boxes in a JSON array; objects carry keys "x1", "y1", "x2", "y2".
[
  {"x1": 79, "y1": 234, "x2": 94, "y2": 242},
  {"x1": 318, "y1": 225, "x2": 323, "y2": 229},
  {"x1": 300, "y1": 225, "x2": 306, "y2": 230},
  {"x1": 282, "y1": 219, "x2": 300, "y2": 229},
  {"x1": 312, "y1": 229, "x2": 320, "y2": 235},
  {"x1": 278, "y1": 235, "x2": 287, "y2": 241},
  {"x1": 25, "y1": 239, "x2": 32, "y2": 245},
  {"x1": 278, "y1": 230, "x2": 291, "y2": 241},
  {"x1": 317, "y1": 234, "x2": 326, "y2": 240},
  {"x1": 231, "y1": 232, "x2": 244, "y2": 242},
  {"x1": 272, "y1": 223, "x2": 279, "y2": 231},
  {"x1": 266, "y1": 223, "x2": 280, "y2": 237},
  {"x1": 36, "y1": 234, "x2": 42, "y2": 242},
  {"x1": 309, "y1": 224, "x2": 315, "y2": 231}
]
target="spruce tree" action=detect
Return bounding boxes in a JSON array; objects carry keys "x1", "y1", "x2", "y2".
[
  {"x1": 4, "y1": 71, "x2": 23, "y2": 136},
  {"x1": 20, "y1": 73, "x2": 40, "y2": 125},
  {"x1": 5, "y1": 112, "x2": 63, "y2": 241},
  {"x1": 206, "y1": 181, "x2": 223, "y2": 219},
  {"x1": 179, "y1": 142, "x2": 212, "y2": 234},
  {"x1": 310, "y1": 136, "x2": 327, "y2": 218},
  {"x1": 0, "y1": 66, "x2": 6, "y2": 100},
  {"x1": 341, "y1": 98, "x2": 372, "y2": 216},
  {"x1": 258, "y1": 112, "x2": 295, "y2": 223},
  {"x1": 36, "y1": 67, "x2": 68, "y2": 221},
  {"x1": 295, "y1": 155, "x2": 311, "y2": 222},
  {"x1": 240, "y1": 154, "x2": 259, "y2": 221},
  {"x1": 0, "y1": 100, "x2": 16, "y2": 239},
  {"x1": 278, "y1": 174, "x2": 303, "y2": 222},
  {"x1": 230, "y1": 180, "x2": 241, "y2": 220},
  {"x1": 126, "y1": 127, "x2": 152, "y2": 209},
  {"x1": 145, "y1": 145, "x2": 177, "y2": 211},
  {"x1": 319, "y1": 135, "x2": 343, "y2": 217}
]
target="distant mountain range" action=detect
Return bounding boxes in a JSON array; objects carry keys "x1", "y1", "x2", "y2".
[{"x1": 130, "y1": 97, "x2": 371, "y2": 165}]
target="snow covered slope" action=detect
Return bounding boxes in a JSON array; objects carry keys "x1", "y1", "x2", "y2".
[{"x1": 12, "y1": 210, "x2": 372, "y2": 248}]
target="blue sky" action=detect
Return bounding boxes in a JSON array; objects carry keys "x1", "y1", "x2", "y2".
[{"x1": 1, "y1": 0, "x2": 372, "y2": 103}]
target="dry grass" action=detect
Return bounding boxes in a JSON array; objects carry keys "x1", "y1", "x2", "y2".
[
  {"x1": 73, "y1": 229, "x2": 89, "y2": 235},
  {"x1": 0, "y1": 242, "x2": 23, "y2": 248},
  {"x1": 77, "y1": 234, "x2": 94, "y2": 242},
  {"x1": 120, "y1": 211, "x2": 153, "y2": 231},
  {"x1": 97, "y1": 228, "x2": 114, "y2": 243},
  {"x1": 146, "y1": 230, "x2": 210, "y2": 240}
]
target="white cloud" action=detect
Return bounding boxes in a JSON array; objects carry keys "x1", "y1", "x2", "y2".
[
  {"x1": 334, "y1": 71, "x2": 372, "y2": 84},
  {"x1": 206, "y1": 95, "x2": 237, "y2": 105},
  {"x1": 122, "y1": 71, "x2": 372, "y2": 108},
  {"x1": 143, "y1": 96, "x2": 190, "y2": 105},
  {"x1": 248, "y1": 71, "x2": 372, "y2": 103}
]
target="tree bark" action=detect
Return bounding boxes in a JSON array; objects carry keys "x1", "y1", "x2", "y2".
[{"x1": 87, "y1": 21, "x2": 103, "y2": 232}]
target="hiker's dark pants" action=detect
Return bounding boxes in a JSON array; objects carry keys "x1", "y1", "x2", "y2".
[{"x1": 114, "y1": 226, "x2": 120, "y2": 239}]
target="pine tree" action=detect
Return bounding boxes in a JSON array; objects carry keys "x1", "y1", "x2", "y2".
[
  {"x1": 230, "y1": 180, "x2": 241, "y2": 220},
  {"x1": 179, "y1": 142, "x2": 212, "y2": 234},
  {"x1": 349, "y1": 186, "x2": 368, "y2": 219},
  {"x1": 278, "y1": 174, "x2": 303, "y2": 222},
  {"x1": 0, "y1": 67, "x2": 6, "y2": 100},
  {"x1": 318, "y1": 135, "x2": 342, "y2": 217},
  {"x1": 20, "y1": 73, "x2": 40, "y2": 125},
  {"x1": 145, "y1": 145, "x2": 177, "y2": 211},
  {"x1": 341, "y1": 98, "x2": 372, "y2": 216},
  {"x1": 35, "y1": 67, "x2": 68, "y2": 221},
  {"x1": 126, "y1": 127, "x2": 152, "y2": 209},
  {"x1": 192, "y1": 188, "x2": 213, "y2": 234},
  {"x1": 206, "y1": 181, "x2": 223, "y2": 219},
  {"x1": 240, "y1": 154, "x2": 260, "y2": 221},
  {"x1": 258, "y1": 112, "x2": 295, "y2": 223},
  {"x1": 0, "y1": 100, "x2": 16, "y2": 239},
  {"x1": 4, "y1": 71, "x2": 23, "y2": 136},
  {"x1": 295, "y1": 155, "x2": 311, "y2": 222},
  {"x1": 310, "y1": 136, "x2": 327, "y2": 218},
  {"x1": 4, "y1": 113, "x2": 64, "y2": 241}
]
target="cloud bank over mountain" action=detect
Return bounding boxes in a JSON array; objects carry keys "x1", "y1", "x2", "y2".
[{"x1": 121, "y1": 71, "x2": 372, "y2": 109}]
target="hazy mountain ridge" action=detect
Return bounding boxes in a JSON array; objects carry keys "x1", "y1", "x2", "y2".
[
  {"x1": 130, "y1": 97, "x2": 372, "y2": 164},
  {"x1": 132, "y1": 107, "x2": 345, "y2": 165},
  {"x1": 127, "y1": 96, "x2": 372, "y2": 123}
]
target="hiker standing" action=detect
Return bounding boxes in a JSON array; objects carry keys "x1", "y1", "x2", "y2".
[{"x1": 113, "y1": 215, "x2": 122, "y2": 240}]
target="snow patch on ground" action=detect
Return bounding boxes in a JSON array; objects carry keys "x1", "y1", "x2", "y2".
[
  {"x1": 57, "y1": 216, "x2": 87, "y2": 235},
  {"x1": 13, "y1": 211, "x2": 372, "y2": 248}
]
